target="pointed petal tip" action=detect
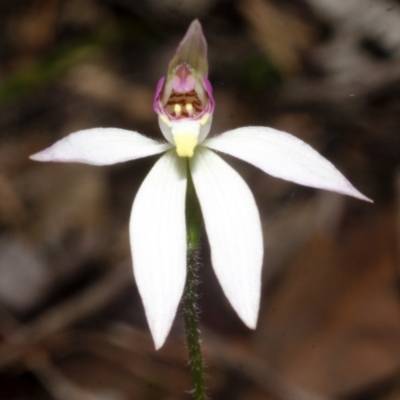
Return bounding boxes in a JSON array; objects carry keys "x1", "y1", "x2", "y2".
[
  {"x1": 29, "y1": 153, "x2": 41, "y2": 161},
  {"x1": 148, "y1": 319, "x2": 169, "y2": 350},
  {"x1": 186, "y1": 19, "x2": 203, "y2": 34},
  {"x1": 29, "y1": 150, "x2": 52, "y2": 162},
  {"x1": 179, "y1": 19, "x2": 206, "y2": 49},
  {"x1": 342, "y1": 181, "x2": 373, "y2": 203},
  {"x1": 149, "y1": 318, "x2": 173, "y2": 350},
  {"x1": 242, "y1": 314, "x2": 258, "y2": 330},
  {"x1": 234, "y1": 294, "x2": 260, "y2": 330},
  {"x1": 153, "y1": 334, "x2": 167, "y2": 350},
  {"x1": 190, "y1": 19, "x2": 205, "y2": 36},
  {"x1": 238, "y1": 298, "x2": 259, "y2": 330},
  {"x1": 354, "y1": 192, "x2": 373, "y2": 203},
  {"x1": 189, "y1": 18, "x2": 201, "y2": 27}
]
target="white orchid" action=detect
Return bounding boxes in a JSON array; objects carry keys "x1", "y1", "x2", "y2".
[{"x1": 30, "y1": 20, "x2": 371, "y2": 349}]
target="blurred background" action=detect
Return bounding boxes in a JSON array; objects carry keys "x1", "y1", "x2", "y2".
[{"x1": 0, "y1": 0, "x2": 399, "y2": 399}]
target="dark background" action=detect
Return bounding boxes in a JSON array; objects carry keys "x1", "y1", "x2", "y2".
[{"x1": 0, "y1": 0, "x2": 399, "y2": 399}]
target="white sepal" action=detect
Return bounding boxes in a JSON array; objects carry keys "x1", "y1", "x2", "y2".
[
  {"x1": 203, "y1": 127, "x2": 372, "y2": 202},
  {"x1": 190, "y1": 147, "x2": 263, "y2": 328},
  {"x1": 130, "y1": 150, "x2": 187, "y2": 349},
  {"x1": 30, "y1": 128, "x2": 172, "y2": 166}
]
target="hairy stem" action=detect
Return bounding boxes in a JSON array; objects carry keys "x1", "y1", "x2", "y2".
[{"x1": 184, "y1": 161, "x2": 207, "y2": 400}]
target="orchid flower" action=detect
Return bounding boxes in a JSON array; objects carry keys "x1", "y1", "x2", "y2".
[{"x1": 30, "y1": 20, "x2": 371, "y2": 350}]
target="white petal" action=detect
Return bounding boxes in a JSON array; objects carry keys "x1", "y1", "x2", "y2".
[
  {"x1": 190, "y1": 147, "x2": 263, "y2": 328},
  {"x1": 130, "y1": 150, "x2": 187, "y2": 349},
  {"x1": 30, "y1": 128, "x2": 172, "y2": 166},
  {"x1": 203, "y1": 127, "x2": 372, "y2": 202}
]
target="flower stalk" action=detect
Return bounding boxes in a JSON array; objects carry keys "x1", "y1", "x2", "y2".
[
  {"x1": 184, "y1": 162, "x2": 207, "y2": 400},
  {"x1": 184, "y1": 248, "x2": 207, "y2": 400}
]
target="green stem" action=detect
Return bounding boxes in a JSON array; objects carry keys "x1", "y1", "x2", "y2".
[
  {"x1": 184, "y1": 161, "x2": 207, "y2": 400},
  {"x1": 184, "y1": 249, "x2": 206, "y2": 400}
]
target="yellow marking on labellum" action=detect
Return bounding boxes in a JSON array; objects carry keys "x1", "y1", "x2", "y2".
[
  {"x1": 200, "y1": 114, "x2": 209, "y2": 125},
  {"x1": 173, "y1": 132, "x2": 198, "y2": 158},
  {"x1": 174, "y1": 104, "x2": 182, "y2": 117},
  {"x1": 185, "y1": 103, "x2": 193, "y2": 116},
  {"x1": 160, "y1": 115, "x2": 170, "y2": 124}
]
